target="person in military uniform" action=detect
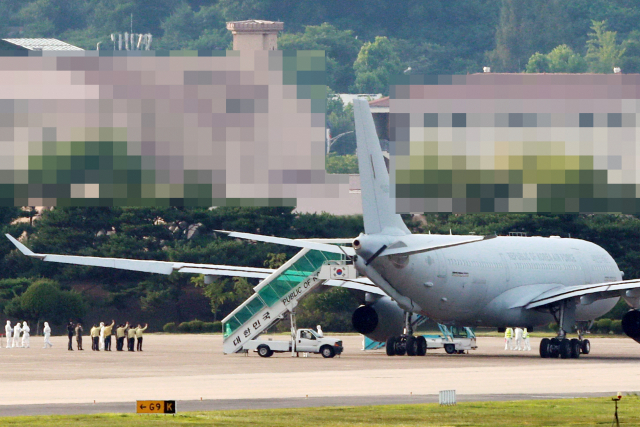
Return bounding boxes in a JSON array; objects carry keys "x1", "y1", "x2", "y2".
[
  {"x1": 116, "y1": 322, "x2": 128, "y2": 351},
  {"x1": 127, "y1": 323, "x2": 136, "y2": 351},
  {"x1": 75, "y1": 323, "x2": 84, "y2": 350},
  {"x1": 66, "y1": 320, "x2": 74, "y2": 351},
  {"x1": 103, "y1": 320, "x2": 115, "y2": 351},
  {"x1": 135, "y1": 323, "x2": 148, "y2": 351},
  {"x1": 90, "y1": 324, "x2": 100, "y2": 351}
]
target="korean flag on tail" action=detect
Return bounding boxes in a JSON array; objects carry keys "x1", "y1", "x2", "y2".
[{"x1": 331, "y1": 266, "x2": 349, "y2": 279}]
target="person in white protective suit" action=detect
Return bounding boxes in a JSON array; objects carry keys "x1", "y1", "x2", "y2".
[
  {"x1": 504, "y1": 327, "x2": 513, "y2": 350},
  {"x1": 5, "y1": 320, "x2": 12, "y2": 348},
  {"x1": 12, "y1": 322, "x2": 21, "y2": 348},
  {"x1": 316, "y1": 325, "x2": 324, "y2": 338},
  {"x1": 98, "y1": 322, "x2": 105, "y2": 351},
  {"x1": 43, "y1": 322, "x2": 53, "y2": 348},
  {"x1": 514, "y1": 327, "x2": 523, "y2": 351},
  {"x1": 522, "y1": 327, "x2": 531, "y2": 351},
  {"x1": 21, "y1": 321, "x2": 30, "y2": 348}
]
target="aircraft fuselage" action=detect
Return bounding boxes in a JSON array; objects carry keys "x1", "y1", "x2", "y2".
[{"x1": 357, "y1": 234, "x2": 620, "y2": 327}]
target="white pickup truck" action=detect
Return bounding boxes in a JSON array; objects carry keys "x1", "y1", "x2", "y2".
[{"x1": 243, "y1": 329, "x2": 344, "y2": 358}]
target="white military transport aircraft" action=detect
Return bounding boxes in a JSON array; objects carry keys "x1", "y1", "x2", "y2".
[{"x1": 8, "y1": 99, "x2": 640, "y2": 359}]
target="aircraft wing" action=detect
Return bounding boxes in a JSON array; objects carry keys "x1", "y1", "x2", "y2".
[
  {"x1": 217, "y1": 230, "x2": 356, "y2": 256},
  {"x1": 323, "y1": 277, "x2": 387, "y2": 296},
  {"x1": 525, "y1": 278, "x2": 640, "y2": 309},
  {"x1": 5, "y1": 234, "x2": 274, "y2": 279}
]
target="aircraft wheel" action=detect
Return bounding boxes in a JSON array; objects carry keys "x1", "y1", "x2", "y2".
[
  {"x1": 444, "y1": 343, "x2": 456, "y2": 355},
  {"x1": 416, "y1": 336, "x2": 427, "y2": 356},
  {"x1": 570, "y1": 339, "x2": 581, "y2": 359},
  {"x1": 406, "y1": 336, "x2": 417, "y2": 356},
  {"x1": 581, "y1": 339, "x2": 590, "y2": 355},
  {"x1": 549, "y1": 338, "x2": 560, "y2": 358},
  {"x1": 539, "y1": 338, "x2": 550, "y2": 358},
  {"x1": 386, "y1": 336, "x2": 396, "y2": 356},
  {"x1": 394, "y1": 338, "x2": 406, "y2": 356},
  {"x1": 257, "y1": 345, "x2": 273, "y2": 358},
  {"x1": 559, "y1": 339, "x2": 572, "y2": 359}
]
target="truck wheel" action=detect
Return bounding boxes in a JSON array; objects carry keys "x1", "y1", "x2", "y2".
[
  {"x1": 320, "y1": 345, "x2": 335, "y2": 358},
  {"x1": 257, "y1": 345, "x2": 273, "y2": 358},
  {"x1": 444, "y1": 343, "x2": 456, "y2": 355}
]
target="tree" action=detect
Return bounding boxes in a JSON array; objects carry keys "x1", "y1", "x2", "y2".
[
  {"x1": 620, "y1": 31, "x2": 640, "y2": 73},
  {"x1": 191, "y1": 274, "x2": 253, "y2": 321},
  {"x1": 5, "y1": 278, "x2": 86, "y2": 331},
  {"x1": 525, "y1": 45, "x2": 587, "y2": 73},
  {"x1": 279, "y1": 23, "x2": 362, "y2": 92},
  {"x1": 490, "y1": 0, "x2": 570, "y2": 72},
  {"x1": 326, "y1": 91, "x2": 355, "y2": 154},
  {"x1": 353, "y1": 36, "x2": 402, "y2": 95},
  {"x1": 586, "y1": 21, "x2": 625, "y2": 73},
  {"x1": 326, "y1": 154, "x2": 358, "y2": 174},
  {"x1": 159, "y1": 3, "x2": 230, "y2": 50},
  {"x1": 525, "y1": 52, "x2": 550, "y2": 73}
]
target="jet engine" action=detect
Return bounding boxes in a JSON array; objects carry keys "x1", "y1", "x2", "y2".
[
  {"x1": 622, "y1": 310, "x2": 640, "y2": 344},
  {"x1": 352, "y1": 296, "x2": 405, "y2": 342}
]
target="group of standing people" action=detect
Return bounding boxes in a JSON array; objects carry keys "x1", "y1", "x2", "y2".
[
  {"x1": 504, "y1": 327, "x2": 531, "y2": 351},
  {"x1": 67, "y1": 320, "x2": 148, "y2": 352},
  {"x1": 4, "y1": 320, "x2": 31, "y2": 348}
]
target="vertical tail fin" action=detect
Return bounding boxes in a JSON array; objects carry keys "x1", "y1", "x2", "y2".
[{"x1": 353, "y1": 99, "x2": 410, "y2": 236}]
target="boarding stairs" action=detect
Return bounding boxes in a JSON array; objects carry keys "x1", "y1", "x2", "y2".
[{"x1": 222, "y1": 247, "x2": 353, "y2": 354}]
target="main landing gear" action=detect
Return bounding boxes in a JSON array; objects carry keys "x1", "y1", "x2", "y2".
[
  {"x1": 539, "y1": 302, "x2": 590, "y2": 359},
  {"x1": 386, "y1": 312, "x2": 427, "y2": 357}
]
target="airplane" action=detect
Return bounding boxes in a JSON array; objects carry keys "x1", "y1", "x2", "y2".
[{"x1": 7, "y1": 99, "x2": 640, "y2": 360}]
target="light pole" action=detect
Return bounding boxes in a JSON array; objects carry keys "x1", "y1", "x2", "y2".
[{"x1": 326, "y1": 131, "x2": 354, "y2": 155}]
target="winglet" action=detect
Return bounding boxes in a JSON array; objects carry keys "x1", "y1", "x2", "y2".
[{"x1": 5, "y1": 234, "x2": 43, "y2": 258}]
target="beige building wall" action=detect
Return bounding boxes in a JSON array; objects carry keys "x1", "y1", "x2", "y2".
[{"x1": 227, "y1": 20, "x2": 283, "y2": 51}]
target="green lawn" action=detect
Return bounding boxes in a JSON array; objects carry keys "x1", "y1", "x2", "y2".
[{"x1": 2, "y1": 397, "x2": 639, "y2": 426}]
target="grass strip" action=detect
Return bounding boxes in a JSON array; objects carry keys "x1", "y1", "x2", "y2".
[{"x1": 1, "y1": 397, "x2": 639, "y2": 426}]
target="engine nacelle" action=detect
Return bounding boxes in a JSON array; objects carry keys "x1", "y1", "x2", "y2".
[
  {"x1": 622, "y1": 310, "x2": 640, "y2": 344},
  {"x1": 352, "y1": 296, "x2": 404, "y2": 342}
]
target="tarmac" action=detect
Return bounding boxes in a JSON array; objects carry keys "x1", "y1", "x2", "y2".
[{"x1": 0, "y1": 334, "x2": 638, "y2": 416}]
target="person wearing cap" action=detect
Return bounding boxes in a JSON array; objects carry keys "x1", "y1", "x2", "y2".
[
  {"x1": 103, "y1": 320, "x2": 115, "y2": 351},
  {"x1": 90, "y1": 324, "x2": 100, "y2": 351},
  {"x1": 135, "y1": 323, "x2": 148, "y2": 351},
  {"x1": 116, "y1": 322, "x2": 128, "y2": 351},
  {"x1": 127, "y1": 324, "x2": 136, "y2": 351}
]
